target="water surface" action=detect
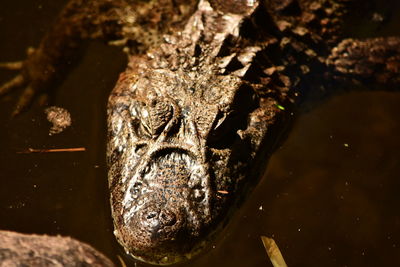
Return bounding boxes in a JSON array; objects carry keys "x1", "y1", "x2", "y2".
[{"x1": 0, "y1": 1, "x2": 399, "y2": 266}]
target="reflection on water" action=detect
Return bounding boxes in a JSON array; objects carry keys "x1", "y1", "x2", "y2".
[
  {"x1": 197, "y1": 91, "x2": 400, "y2": 267},
  {"x1": 0, "y1": 1, "x2": 400, "y2": 267}
]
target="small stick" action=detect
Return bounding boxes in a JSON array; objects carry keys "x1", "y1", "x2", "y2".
[
  {"x1": 261, "y1": 236, "x2": 288, "y2": 267},
  {"x1": 18, "y1": 147, "x2": 86, "y2": 153},
  {"x1": 116, "y1": 255, "x2": 127, "y2": 267}
]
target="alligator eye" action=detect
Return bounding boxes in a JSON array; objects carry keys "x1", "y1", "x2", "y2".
[
  {"x1": 207, "y1": 111, "x2": 241, "y2": 149},
  {"x1": 130, "y1": 100, "x2": 173, "y2": 138},
  {"x1": 149, "y1": 100, "x2": 173, "y2": 136},
  {"x1": 194, "y1": 106, "x2": 218, "y2": 137},
  {"x1": 207, "y1": 85, "x2": 257, "y2": 148}
]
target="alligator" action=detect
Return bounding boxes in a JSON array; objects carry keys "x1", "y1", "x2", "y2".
[{"x1": 0, "y1": 0, "x2": 399, "y2": 265}]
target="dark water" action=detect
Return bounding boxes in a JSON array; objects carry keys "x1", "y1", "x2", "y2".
[{"x1": 0, "y1": 1, "x2": 399, "y2": 267}]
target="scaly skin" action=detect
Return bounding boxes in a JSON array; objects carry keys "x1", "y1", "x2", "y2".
[
  {"x1": 107, "y1": 2, "x2": 282, "y2": 263},
  {"x1": 1, "y1": 0, "x2": 400, "y2": 265}
]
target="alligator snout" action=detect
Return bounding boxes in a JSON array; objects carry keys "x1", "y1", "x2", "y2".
[
  {"x1": 115, "y1": 199, "x2": 196, "y2": 265},
  {"x1": 141, "y1": 207, "x2": 179, "y2": 232},
  {"x1": 110, "y1": 148, "x2": 213, "y2": 264}
]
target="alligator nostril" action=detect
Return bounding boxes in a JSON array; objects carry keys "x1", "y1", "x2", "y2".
[
  {"x1": 160, "y1": 210, "x2": 177, "y2": 226},
  {"x1": 146, "y1": 211, "x2": 158, "y2": 220},
  {"x1": 140, "y1": 210, "x2": 161, "y2": 231}
]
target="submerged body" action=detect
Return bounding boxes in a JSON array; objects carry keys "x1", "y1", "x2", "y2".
[
  {"x1": 1, "y1": 0, "x2": 400, "y2": 265},
  {"x1": 106, "y1": 2, "x2": 280, "y2": 263}
]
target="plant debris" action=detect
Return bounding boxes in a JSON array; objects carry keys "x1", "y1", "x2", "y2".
[
  {"x1": 45, "y1": 106, "x2": 72, "y2": 135},
  {"x1": 18, "y1": 147, "x2": 86, "y2": 153},
  {"x1": 261, "y1": 236, "x2": 288, "y2": 267}
]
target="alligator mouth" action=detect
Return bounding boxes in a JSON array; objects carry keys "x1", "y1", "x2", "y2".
[{"x1": 115, "y1": 148, "x2": 212, "y2": 263}]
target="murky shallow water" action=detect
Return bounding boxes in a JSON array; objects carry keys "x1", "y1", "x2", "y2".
[{"x1": 0, "y1": 1, "x2": 399, "y2": 266}]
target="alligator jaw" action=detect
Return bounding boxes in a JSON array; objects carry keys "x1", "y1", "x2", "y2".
[{"x1": 113, "y1": 148, "x2": 213, "y2": 265}]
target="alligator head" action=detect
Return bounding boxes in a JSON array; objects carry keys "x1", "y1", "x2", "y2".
[{"x1": 107, "y1": 0, "x2": 286, "y2": 264}]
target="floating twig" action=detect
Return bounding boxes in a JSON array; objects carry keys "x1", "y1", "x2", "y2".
[
  {"x1": 116, "y1": 255, "x2": 127, "y2": 267},
  {"x1": 18, "y1": 147, "x2": 86, "y2": 153}
]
